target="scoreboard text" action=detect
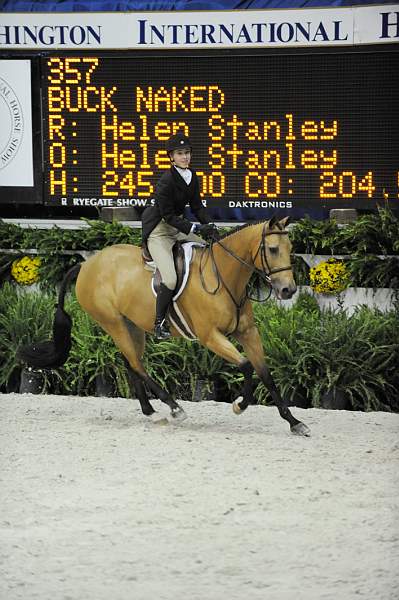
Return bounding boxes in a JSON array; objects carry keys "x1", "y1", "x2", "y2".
[{"x1": 42, "y1": 51, "x2": 399, "y2": 217}]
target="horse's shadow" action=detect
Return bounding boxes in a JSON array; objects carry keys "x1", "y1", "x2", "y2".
[{"x1": 86, "y1": 401, "x2": 272, "y2": 436}]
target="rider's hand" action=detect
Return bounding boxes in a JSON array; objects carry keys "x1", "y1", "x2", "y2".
[{"x1": 195, "y1": 223, "x2": 220, "y2": 241}]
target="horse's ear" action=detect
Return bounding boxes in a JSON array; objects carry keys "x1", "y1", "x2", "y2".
[
  {"x1": 268, "y1": 215, "x2": 278, "y2": 229},
  {"x1": 279, "y1": 216, "x2": 290, "y2": 229}
]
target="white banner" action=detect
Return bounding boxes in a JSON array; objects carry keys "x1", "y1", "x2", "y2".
[
  {"x1": 0, "y1": 60, "x2": 33, "y2": 187},
  {"x1": 0, "y1": 6, "x2": 398, "y2": 50}
]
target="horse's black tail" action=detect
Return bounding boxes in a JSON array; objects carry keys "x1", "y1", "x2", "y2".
[{"x1": 18, "y1": 263, "x2": 82, "y2": 369}]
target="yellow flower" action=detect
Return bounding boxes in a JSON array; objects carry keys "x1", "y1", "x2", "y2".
[
  {"x1": 11, "y1": 256, "x2": 41, "y2": 285},
  {"x1": 309, "y1": 258, "x2": 350, "y2": 295}
]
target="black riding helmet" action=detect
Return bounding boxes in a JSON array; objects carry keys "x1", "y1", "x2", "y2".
[{"x1": 166, "y1": 132, "x2": 192, "y2": 154}]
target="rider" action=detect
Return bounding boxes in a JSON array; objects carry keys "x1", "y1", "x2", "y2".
[{"x1": 141, "y1": 131, "x2": 219, "y2": 340}]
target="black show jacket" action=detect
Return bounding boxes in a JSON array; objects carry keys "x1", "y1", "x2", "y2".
[{"x1": 141, "y1": 167, "x2": 211, "y2": 242}]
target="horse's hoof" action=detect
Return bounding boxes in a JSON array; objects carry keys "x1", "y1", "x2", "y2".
[
  {"x1": 170, "y1": 407, "x2": 187, "y2": 423},
  {"x1": 291, "y1": 422, "x2": 311, "y2": 437},
  {"x1": 232, "y1": 397, "x2": 244, "y2": 415},
  {"x1": 151, "y1": 412, "x2": 169, "y2": 426}
]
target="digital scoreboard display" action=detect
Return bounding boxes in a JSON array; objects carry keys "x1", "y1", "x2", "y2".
[{"x1": 42, "y1": 50, "x2": 399, "y2": 217}]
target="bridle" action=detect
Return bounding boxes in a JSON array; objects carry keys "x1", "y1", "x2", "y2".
[
  {"x1": 249, "y1": 222, "x2": 293, "y2": 281},
  {"x1": 199, "y1": 222, "x2": 293, "y2": 332}
]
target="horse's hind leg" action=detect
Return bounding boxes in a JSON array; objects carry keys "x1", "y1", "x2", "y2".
[
  {"x1": 143, "y1": 376, "x2": 187, "y2": 422},
  {"x1": 92, "y1": 315, "x2": 155, "y2": 418},
  {"x1": 123, "y1": 358, "x2": 154, "y2": 417},
  {"x1": 97, "y1": 315, "x2": 186, "y2": 422},
  {"x1": 121, "y1": 319, "x2": 186, "y2": 420}
]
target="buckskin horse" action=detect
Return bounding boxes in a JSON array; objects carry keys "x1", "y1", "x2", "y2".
[{"x1": 18, "y1": 216, "x2": 310, "y2": 436}]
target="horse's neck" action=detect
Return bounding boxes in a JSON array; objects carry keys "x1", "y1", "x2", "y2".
[{"x1": 212, "y1": 224, "x2": 259, "y2": 294}]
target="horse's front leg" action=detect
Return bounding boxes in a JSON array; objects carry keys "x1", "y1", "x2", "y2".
[
  {"x1": 201, "y1": 330, "x2": 258, "y2": 407},
  {"x1": 234, "y1": 325, "x2": 311, "y2": 437}
]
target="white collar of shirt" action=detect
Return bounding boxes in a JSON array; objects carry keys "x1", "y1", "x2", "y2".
[{"x1": 174, "y1": 165, "x2": 192, "y2": 185}]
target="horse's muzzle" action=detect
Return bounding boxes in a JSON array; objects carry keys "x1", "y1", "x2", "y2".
[{"x1": 276, "y1": 282, "x2": 297, "y2": 300}]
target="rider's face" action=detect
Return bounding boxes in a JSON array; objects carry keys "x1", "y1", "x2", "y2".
[{"x1": 171, "y1": 148, "x2": 191, "y2": 169}]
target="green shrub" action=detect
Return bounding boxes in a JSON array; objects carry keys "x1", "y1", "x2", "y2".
[
  {"x1": 290, "y1": 215, "x2": 345, "y2": 254},
  {"x1": 1, "y1": 258, "x2": 398, "y2": 411},
  {"x1": 292, "y1": 255, "x2": 310, "y2": 286},
  {"x1": 348, "y1": 255, "x2": 399, "y2": 289},
  {"x1": 0, "y1": 219, "x2": 142, "y2": 286},
  {"x1": 290, "y1": 204, "x2": 399, "y2": 257},
  {"x1": 60, "y1": 296, "x2": 131, "y2": 397},
  {"x1": 252, "y1": 298, "x2": 399, "y2": 412},
  {"x1": 340, "y1": 206, "x2": 399, "y2": 255},
  {"x1": 38, "y1": 253, "x2": 82, "y2": 288},
  {"x1": 289, "y1": 205, "x2": 399, "y2": 289},
  {"x1": 0, "y1": 253, "x2": 16, "y2": 285},
  {"x1": 1, "y1": 206, "x2": 398, "y2": 288},
  {"x1": 1, "y1": 283, "x2": 398, "y2": 412},
  {"x1": 0, "y1": 284, "x2": 58, "y2": 392},
  {"x1": 0, "y1": 218, "x2": 142, "y2": 251}
]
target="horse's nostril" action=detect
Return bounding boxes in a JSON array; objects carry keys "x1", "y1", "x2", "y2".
[{"x1": 281, "y1": 287, "x2": 295, "y2": 299}]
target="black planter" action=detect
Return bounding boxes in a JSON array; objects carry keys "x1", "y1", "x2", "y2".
[
  {"x1": 212, "y1": 376, "x2": 240, "y2": 404},
  {"x1": 193, "y1": 379, "x2": 216, "y2": 402},
  {"x1": 320, "y1": 388, "x2": 350, "y2": 410},
  {"x1": 291, "y1": 394, "x2": 310, "y2": 409},
  {"x1": 95, "y1": 374, "x2": 114, "y2": 397},
  {"x1": 4, "y1": 370, "x2": 21, "y2": 393},
  {"x1": 19, "y1": 367, "x2": 44, "y2": 394}
]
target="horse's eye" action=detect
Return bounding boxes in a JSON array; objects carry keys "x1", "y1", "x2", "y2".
[{"x1": 269, "y1": 247, "x2": 279, "y2": 255}]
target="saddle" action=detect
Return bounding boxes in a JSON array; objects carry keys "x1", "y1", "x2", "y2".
[
  {"x1": 142, "y1": 241, "x2": 204, "y2": 339},
  {"x1": 142, "y1": 242, "x2": 186, "y2": 294}
]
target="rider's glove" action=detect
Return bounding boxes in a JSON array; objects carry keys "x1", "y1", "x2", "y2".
[{"x1": 194, "y1": 223, "x2": 220, "y2": 241}]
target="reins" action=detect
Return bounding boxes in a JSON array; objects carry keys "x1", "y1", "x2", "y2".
[
  {"x1": 199, "y1": 240, "x2": 248, "y2": 331},
  {"x1": 199, "y1": 222, "x2": 293, "y2": 332}
]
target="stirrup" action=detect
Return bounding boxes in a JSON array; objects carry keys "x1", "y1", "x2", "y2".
[{"x1": 154, "y1": 319, "x2": 171, "y2": 340}]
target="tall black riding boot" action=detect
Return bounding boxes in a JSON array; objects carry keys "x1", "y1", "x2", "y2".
[{"x1": 154, "y1": 283, "x2": 174, "y2": 340}]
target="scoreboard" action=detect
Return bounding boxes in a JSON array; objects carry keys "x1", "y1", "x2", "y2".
[{"x1": 30, "y1": 48, "x2": 399, "y2": 216}]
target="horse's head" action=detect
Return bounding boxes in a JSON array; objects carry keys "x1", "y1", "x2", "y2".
[{"x1": 253, "y1": 216, "x2": 297, "y2": 300}]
